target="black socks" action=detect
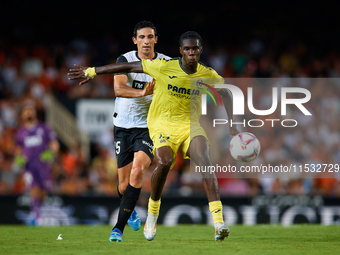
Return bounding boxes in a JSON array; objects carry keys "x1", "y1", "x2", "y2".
[{"x1": 114, "y1": 184, "x2": 141, "y2": 233}]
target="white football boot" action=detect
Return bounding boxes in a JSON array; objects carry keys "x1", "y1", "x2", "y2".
[
  {"x1": 144, "y1": 212, "x2": 159, "y2": 241},
  {"x1": 214, "y1": 222, "x2": 230, "y2": 241}
]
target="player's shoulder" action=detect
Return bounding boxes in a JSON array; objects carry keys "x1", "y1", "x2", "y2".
[
  {"x1": 117, "y1": 50, "x2": 139, "y2": 63},
  {"x1": 150, "y1": 56, "x2": 179, "y2": 64},
  {"x1": 198, "y1": 62, "x2": 216, "y2": 72},
  {"x1": 155, "y1": 52, "x2": 171, "y2": 60},
  {"x1": 198, "y1": 62, "x2": 222, "y2": 77},
  {"x1": 144, "y1": 56, "x2": 179, "y2": 67}
]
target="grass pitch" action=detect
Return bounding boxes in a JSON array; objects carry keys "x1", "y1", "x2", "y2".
[{"x1": 0, "y1": 225, "x2": 339, "y2": 255}]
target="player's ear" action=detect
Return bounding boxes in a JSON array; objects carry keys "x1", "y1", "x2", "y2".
[
  {"x1": 132, "y1": 37, "x2": 137, "y2": 45},
  {"x1": 154, "y1": 36, "x2": 158, "y2": 44},
  {"x1": 199, "y1": 46, "x2": 203, "y2": 54},
  {"x1": 179, "y1": 46, "x2": 183, "y2": 55}
]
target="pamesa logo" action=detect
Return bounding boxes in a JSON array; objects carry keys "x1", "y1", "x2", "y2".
[{"x1": 167, "y1": 79, "x2": 223, "y2": 99}]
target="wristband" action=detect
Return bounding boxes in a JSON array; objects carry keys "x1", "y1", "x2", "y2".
[{"x1": 84, "y1": 67, "x2": 97, "y2": 79}]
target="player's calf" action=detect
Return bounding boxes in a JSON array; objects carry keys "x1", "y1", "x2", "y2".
[{"x1": 113, "y1": 184, "x2": 141, "y2": 233}]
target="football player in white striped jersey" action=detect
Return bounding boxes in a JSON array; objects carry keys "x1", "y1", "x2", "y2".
[{"x1": 108, "y1": 21, "x2": 170, "y2": 242}]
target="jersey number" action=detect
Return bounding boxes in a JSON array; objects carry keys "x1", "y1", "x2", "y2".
[{"x1": 115, "y1": 141, "x2": 121, "y2": 154}]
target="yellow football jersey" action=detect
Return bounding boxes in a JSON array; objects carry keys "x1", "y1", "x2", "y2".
[
  {"x1": 142, "y1": 57, "x2": 223, "y2": 127},
  {"x1": 142, "y1": 57, "x2": 224, "y2": 166}
]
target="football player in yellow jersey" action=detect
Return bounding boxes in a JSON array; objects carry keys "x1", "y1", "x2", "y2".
[{"x1": 68, "y1": 31, "x2": 239, "y2": 242}]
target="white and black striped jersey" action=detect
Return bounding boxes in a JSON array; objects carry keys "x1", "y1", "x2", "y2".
[{"x1": 113, "y1": 50, "x2": 170, "y2": 128}]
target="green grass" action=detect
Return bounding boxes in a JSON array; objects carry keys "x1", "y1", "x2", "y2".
[{"x1": 0, "y1": 225, "x2": 339, "y2": 255}]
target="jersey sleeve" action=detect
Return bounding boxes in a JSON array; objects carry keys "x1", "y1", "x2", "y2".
[
  {"x1": 114, "y1": 55, "x2": 128, "y2": 76},
  {"x1": 141, "y1": 58, "x2": 164, "y2": 79},
  {"x1": 161, "y1": 54, "x2": 172, "y2": 60}
]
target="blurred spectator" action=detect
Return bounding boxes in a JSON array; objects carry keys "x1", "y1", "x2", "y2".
[{"x1": 90, "y1": 145, "x2": 118, "y2": 195}]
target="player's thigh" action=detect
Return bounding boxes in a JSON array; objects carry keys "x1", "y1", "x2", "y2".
[
  {"x1": 152, "y1": 133, "x2": 180, "y2": 169},
  {"x1": 132, "y1": 128, "x2": 154, "y2": 164},
  {"x1": 132, "y1": 150, "x2": 152, "y2": 173},
  {"x1": 114, "y1": 126, "x2": 134, "y2": 168},
  {"x1": 129, "y1": 151, "x2": 151, "y2": 186},
  {"x1": 182, "y1": 125, "x2": 210, "y2": 161},
  {"x1": 186, "y1": 135, "x2": 211, "y2": 166}
]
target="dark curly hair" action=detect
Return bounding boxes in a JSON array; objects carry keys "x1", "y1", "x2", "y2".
[
  {"x1": 179, "y1": 31, "x2": 202, "y2": 47},
  {"x1": 133, "y1": 21, "x2": 157, "y2": 37}
]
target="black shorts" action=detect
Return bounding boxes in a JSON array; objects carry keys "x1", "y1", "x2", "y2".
[{"x1": 114, "y1": 125, "x2": 154, "y2": 168}]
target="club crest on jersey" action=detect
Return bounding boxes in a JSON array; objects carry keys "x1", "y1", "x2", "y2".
[
  {"x1": 196, "y1": 79, "x2": 203, "y2": 88},
  {"x1": 196, "y1": 80, "x2": 222, "y2": 106},
  {"x1": 159, "y1": 134, "x2": 169, "y2": 143}
]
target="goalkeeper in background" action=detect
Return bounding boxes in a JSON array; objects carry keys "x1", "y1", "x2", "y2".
[{"x1": 14, "y1": 103, "x2": 59, "y2": 225}]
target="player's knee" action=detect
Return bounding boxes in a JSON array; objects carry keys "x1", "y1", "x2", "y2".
[
  {"x1": 131, "y1": 160, "x2": 149, "y2": 173},
  {"x1": 157, "y1": 157, "x2": 173, "y2": 170},
  {"x1": 129, "y1": 171, "x2": 144, "y2": 187},
  {"x1": 130, "y1": 164, "x2": 145, "y2": 180},
  {"x1": 119, "y1": 181, "x2": 129, "y2": 194}
]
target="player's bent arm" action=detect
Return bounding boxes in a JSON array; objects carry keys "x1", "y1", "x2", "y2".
[
  {"x1": 218, "y1": 88, "x2": 239, "y2": 136},
  {"x1": 114, "y1": 75, "x2": 155, "y2": 98},
  {"x1": 114, "y1": 74, "x2": 147, "y2": 98}
]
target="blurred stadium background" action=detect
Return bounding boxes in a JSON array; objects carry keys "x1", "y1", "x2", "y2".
[{"x1": 0, "y1": 1, "x2": 340, "y2": 225}]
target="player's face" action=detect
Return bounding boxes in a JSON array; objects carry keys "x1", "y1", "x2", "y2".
[
  {"x1": 21, "y1": 106, "x2": 37, "y2": 122},
  {"x1": 133, "y1": 27, "x2": 158, "y2": 57},
  {"x1": 180, "y1": 39, "x2": 203, "y2": 66}
]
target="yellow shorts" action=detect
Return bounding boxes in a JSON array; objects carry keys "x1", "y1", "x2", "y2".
[{"x1": 150, "y1": 121, "x2": 209, "y2": 169}]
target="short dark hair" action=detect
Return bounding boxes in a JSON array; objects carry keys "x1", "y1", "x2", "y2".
[
  {"x1": 133, "y1": 21, "x2": 157, "y2": 37},
  {"x1": 179, "y1": 31, "x2": 202, "y2": 47}
]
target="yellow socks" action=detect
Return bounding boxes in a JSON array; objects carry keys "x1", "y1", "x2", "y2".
[
  {"x1": 148, "y1": 198, "x2": 223, "y2": 223},
  {"x1": 148, "y1": 197, "x2": 161, "y2": 215},
  {"x1": 209, "y1": 201, "x2": 224, "y2": 225}
]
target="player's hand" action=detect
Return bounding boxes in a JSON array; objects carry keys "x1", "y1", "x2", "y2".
[
  {"x1": 68, "y1": 64, "x2": 90, "y2": 86},
  {"x1": 40, "y1": 150, "x2": 54, "y2": 163},
  {"x1": 14, "y1": 155, "x2": 27, "y2": 167},
  {"x1": 142, "y1": 79, "x2": 155, "y2": 96},
  {"x1": 229, "y1": 125, "x2": 240, "y2": 136}
]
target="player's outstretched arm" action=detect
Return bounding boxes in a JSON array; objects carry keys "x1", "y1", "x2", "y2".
[
  {"x1": 68, "y1": 61, "x2": 143, "y2": 86},
  {"x1": 218, "y1": 88, "x2": 239, "y2": 136}
]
